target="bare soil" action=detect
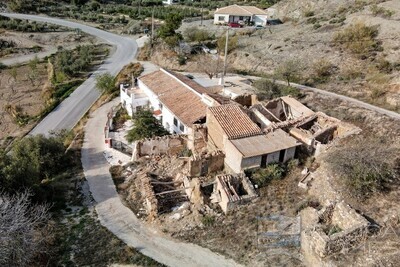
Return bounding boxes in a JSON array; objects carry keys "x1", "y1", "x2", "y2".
[
  {"x1": 0, "y1": 29, "x2": 97, "y2": 60},
  {"x1": 0, "y1": 43, "x2": 109, "y2": 148},
  {"x1": 0, "y1": 63, "x2": 47, "y2": 141}
]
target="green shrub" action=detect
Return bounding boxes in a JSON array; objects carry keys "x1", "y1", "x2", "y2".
[
  {"x1": 0, "y1": 62, "x2": 7, "y2": 70},
  {"x1": 287, "y1": 159, "x2": 300, "y2": 173},
  {"x1": 201, "y1": 215, "x2": 215, "y2": 227},
  {"x1": 184, "y1": 26, "x2": 213, "y2": 43},
  {"x1": 304, "y1": 10, "x2": 315, "y2": 17},
  {"x1": 250, "y1": 164, "x2": 285, "y2": 188},
  {"x1": 370, "y1": 4, "x2": 394, "y2": 18},
  {"x1": 281, "y1": 86, "x2": 301, "y2": 98}
]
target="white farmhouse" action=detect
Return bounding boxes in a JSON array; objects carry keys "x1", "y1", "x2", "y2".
[
  {"x1": 120, "y1": 68, "x2": 226, "y2": 135},
  {"x1": 162, "y1": 0, "x2": 179, "y2": 5},
  {"x1": 214, "y1": 4, "x2": 268, "y2": 26}
]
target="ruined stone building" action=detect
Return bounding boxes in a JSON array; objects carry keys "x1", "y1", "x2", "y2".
[
  {"x1": 207, "y1": 104, "x2": 300, "y2": 173},
  {"x1": 123, "y1": 69, "x2": 360, "y2": 217}
]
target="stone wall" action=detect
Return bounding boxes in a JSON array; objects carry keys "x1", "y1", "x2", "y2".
[
  {"x1": 212, "y1": 173, "x2": 258, "y2": 214},
  {"x1": 188, "y1": 150, "x2": 225, "y2": 177},
  {"x1": 187, "y1": 124, "x2": 208, "y2": 154},
  {"x1": 138, "y1": 172, "x2": 158, "y2": 219},
  {"x1": 301, "y1": 202, "x2": 370, "y2": 258},
  {"x1": 132, "y1": 134, "x2": 187, "y2": 160}
]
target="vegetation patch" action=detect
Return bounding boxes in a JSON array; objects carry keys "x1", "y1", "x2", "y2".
[
  {"x1": 126, "y1": 109, "x2": 169, "y2": 142},
  {"x1": 326, "y1": 137, "x2": 399, "y2": 200},
  {"x1": 333, "y1": 22, "x2": 381, "y2": 58},
  {"x1": 253, "y1": 78, "x2": 301, "y2": 100}
]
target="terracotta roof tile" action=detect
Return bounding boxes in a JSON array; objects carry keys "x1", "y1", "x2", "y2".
[
  {"x1": 139, "y1": 69, "x2": 207, "y2": 126},
  {"x1": 208, "y1": 104, "x2": 263, "y2": 139}
]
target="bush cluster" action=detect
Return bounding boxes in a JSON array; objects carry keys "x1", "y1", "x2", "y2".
[
  {"x1": 253, "y1": 78, "x2": 301, "y2": 100},
  {"x1": 326, "y1": 137, "x2": 398, "y2": 200},
  {"x1": 0, "y1": 15, "x2": 63, "y2": 32},
  {"x1": 248, "y1": 163, "x2": 286, "y2": 188},
  {"x1": 333, "y1": 22, "x2": 381, "y2": 58}
]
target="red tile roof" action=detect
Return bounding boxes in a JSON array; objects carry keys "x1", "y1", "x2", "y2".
[
  {"x1": 208, "y1": 104, "x2": 263, "y2": 140},
  {"x1": 139, "y1": 69, "x2": 208, "y2": 126}
]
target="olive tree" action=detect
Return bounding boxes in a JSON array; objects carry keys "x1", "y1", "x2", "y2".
[{"x1": 95, "y1": 72, "x2": 116, "y2": 94}]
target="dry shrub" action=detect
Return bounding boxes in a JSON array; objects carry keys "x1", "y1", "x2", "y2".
[
  {"x1": 326, "y1": 136, "x2": 399, "y2": 200},
  {"x1": 370, "y1": 4, "x2": 395, "y2": 18},
  {"x1": 339, "y1": 64, "x2": 365, "y2": 81},
  {"x1": 333, "y1": 22, "x2": 381, "y2": 58},
  {"x1": 311, "y1": 59, "x2": 336, "y2": 83},
  {"x1": 115, "y1": 62, "x2": 144, "y2": 84},
  {"x1": 137, "y1": 41, "x2": 151, "y2": 61}
]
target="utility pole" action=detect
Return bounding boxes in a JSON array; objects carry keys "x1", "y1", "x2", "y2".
[
  {"x1": 151, "y1": 7, "x2": 155, "y2": 48},
  {"x1": 220, "y1": 29, "x2": 229, "y2": 88},
  {"x1": 200, "y1": 0, "x2": 203, "y2": 26},
  {"x1": 138, "y1": 0, "x2": 141, "y2": 17}
]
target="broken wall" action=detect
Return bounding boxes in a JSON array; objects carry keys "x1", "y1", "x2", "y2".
[
  {"x1": 138, "y1": 172, "x2": 158, "y2": 219},
  {"x1": 132, "y1": 134, "x2": 187, "y2": 160},
  {"x1": 233, "y1": 94, "x2": 258, "y2": 107},
  {"x1": 301, "y1": 202, "x2": 370, "y2": 258},
  {"x1": 212, "y1": 174, "x2": 258, "y2": 214},
  {"x1": 187, "y1": 124, "x2": 208, "y2": 154},
  {"x1": 188, "y1": 150, "x2": 225, "y2": 177}
]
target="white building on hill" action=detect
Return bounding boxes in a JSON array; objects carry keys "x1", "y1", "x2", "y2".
[{"x1": 214, "y1": 5, "x2": 268, "y2": 26}]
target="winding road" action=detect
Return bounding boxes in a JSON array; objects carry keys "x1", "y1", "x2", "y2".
[{"x1": 0, "y1": 13, "x2": 138, "y2": 135}]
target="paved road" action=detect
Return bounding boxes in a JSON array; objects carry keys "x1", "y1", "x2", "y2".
[
  {"x1": 0, "y1": 13, "x2": 138, "y2": 135},
  {"x1": 82, "y1": 98, "x2": 242, "y2": 267}
]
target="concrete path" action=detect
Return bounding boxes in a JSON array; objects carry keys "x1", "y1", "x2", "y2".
[{"x1": 81, "y1": 98, "x2": 242, "y2": 267}]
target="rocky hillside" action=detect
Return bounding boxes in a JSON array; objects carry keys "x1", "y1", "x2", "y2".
[{"x1": 229, "y1": 0, "x2": 400, "y2": 110}]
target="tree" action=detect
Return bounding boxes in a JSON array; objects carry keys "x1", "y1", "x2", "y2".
[
  {"x1": 157, "y1": 13, "x2": 183, "y2": 47},
  {"x1": 0, "y1": 190, "x2": 52, "y2": 267},
  {"x1": 275, "y1": 59, "x2": 303, "y2": 86},
  {"x1": 95, "y1": 73, "x2": 116, "y2": 94},
  {"x1": 126, "y1": 109, "x2": 169, "y2": 143},
  {"x1": 0, "y1": 134, "x2": 69, "y2": 202},
  {"x1": 253, "y1": 78, "x2": 281, "y2": 100}
]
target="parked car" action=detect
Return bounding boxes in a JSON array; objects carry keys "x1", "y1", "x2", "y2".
[
  {"x1": 267, "y1": 19, "x2": 283, "y2": 25},
  {"x1": 254, "y1": 25, "x2": 264, "y2": 30},
  {"x1": 228, "y1": 22, "x2": 242, "y2": 28}
]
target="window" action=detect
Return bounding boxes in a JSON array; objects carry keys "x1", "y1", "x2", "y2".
[
  {"x1": 173, "y1": 117, "x2": 178, "y2": 126},
  {"x1": 218, "y1": 16, "x2": 225, "y2": 21},
  {"x1": 239, "y1": 16, "x2": 244, "y2": 20},
  {"x1": 159, "y1": 103, "x2": 163, "y2": 110},
  {"x1": 179, "y1": 123, "x2": 185, "y2": 132}
]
